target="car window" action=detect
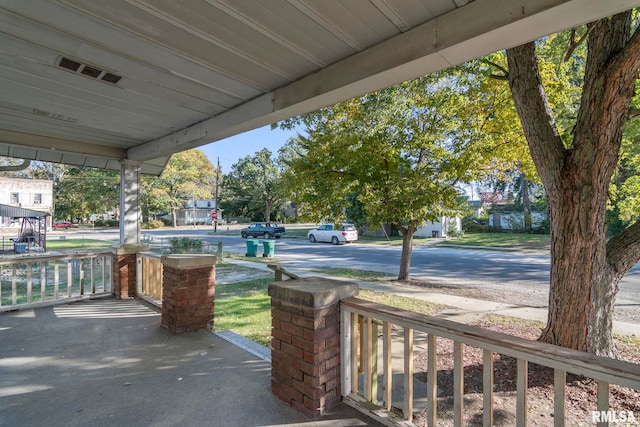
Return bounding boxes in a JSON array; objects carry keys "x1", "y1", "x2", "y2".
[{"x1": 342, "y1": 224, "x2": 356, "y2": 231}]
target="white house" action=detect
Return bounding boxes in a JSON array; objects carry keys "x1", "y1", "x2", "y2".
[
  {"x1": 0, "y1": 177, "x2": 53, "y2": 228},
  {"x1": 488, "y1": 211, "x2": 548, "y2": 230},
  {"x1": 415, "y1": 216, "x2": 462, "y2": 238},
  {"x1": 174, "y1": 199, "x2": 222, "y2": 226}
]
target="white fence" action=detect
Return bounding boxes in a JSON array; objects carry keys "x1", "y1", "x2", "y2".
[{"x1": 0, "y1": 251, "x2": 112, "y2": 311}]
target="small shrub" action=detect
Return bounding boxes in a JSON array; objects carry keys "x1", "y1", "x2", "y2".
[
  {"x1": 170, "y1": 237, "x2": 203, "y2": 254},
  {"x1": 531, "y1": 218, "x2": 550, "y2": 234},
  {"x1": 462, "y1": 215, "x2": 489, "y2": 233},
  {"x1": 142, "y1": 220, "x2": 164, "y2": 229},
  {"x1": 447, "y1": 219, "x2": 464, "y2": 238}
]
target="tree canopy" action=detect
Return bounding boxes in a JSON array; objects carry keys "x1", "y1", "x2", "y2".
[
  {"x1": 222, "y1": 148, "x2": 284, "y2": 222},
  {"x1": 151, "y1": 149, "x2": 216, "y2": 226},
  {"x1": 281, "y1": 72, "x2": 483, "y2": 279}
]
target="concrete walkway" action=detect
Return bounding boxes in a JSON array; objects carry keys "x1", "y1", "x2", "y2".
[{"x1": 227, "y1": 258, "x2": 640, "y2": 337}]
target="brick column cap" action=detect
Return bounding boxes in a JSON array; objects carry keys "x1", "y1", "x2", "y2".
[
  {"x1": 161, "y1": 254, "x2": 217, "y2": 269},
  {"x1": 112, "y1": 243, "x2": 149, "y2": 255},
  {"x1": 268, "y1": 277, "x2": 358, "y2": 308}
]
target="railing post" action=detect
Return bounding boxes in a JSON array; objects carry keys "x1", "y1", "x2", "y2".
[
  {"x1": 268, "y1": 277, "x2": 358, "y2": 418},
  {"x1": 340, "y1": 309, "x2": 353, "y2": 397}
]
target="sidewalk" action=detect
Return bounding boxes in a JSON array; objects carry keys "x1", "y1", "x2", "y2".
[{"x1": 226, "y1": 258, "x2": 640, "y2": 337}]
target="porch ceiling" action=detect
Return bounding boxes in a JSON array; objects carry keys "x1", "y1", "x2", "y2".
[{"x1": 0, "y1": 0, "x2": 637, "y2": 175}]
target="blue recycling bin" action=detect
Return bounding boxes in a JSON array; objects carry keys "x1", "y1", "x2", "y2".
[
  {"x1": 245, "y1": 239, "x2": 259, "y2": 257},
  {"x1": 14, "y1": 242, "x2": 27, "y2": 254}
]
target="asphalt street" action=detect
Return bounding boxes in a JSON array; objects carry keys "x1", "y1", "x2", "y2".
[{"x1": 52, "y1": 226, "x2": 640, "y2": 312}]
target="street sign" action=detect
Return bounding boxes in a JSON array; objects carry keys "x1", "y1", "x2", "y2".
[{"x1": 210, "y1": 211, "x2": 217, "y2": 219}]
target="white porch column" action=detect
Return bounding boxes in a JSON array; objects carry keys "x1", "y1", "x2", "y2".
[{"x1": 119, "y1": 159, "x2": 141, "y2": 245}]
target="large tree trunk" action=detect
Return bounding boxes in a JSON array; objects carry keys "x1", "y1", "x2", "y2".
[
  {"x1": 506, "y1": 12, "x2": 640, "y2": 355},
  {"x1": 398, "y1": 226, "x2": 416, "y2": 281}
]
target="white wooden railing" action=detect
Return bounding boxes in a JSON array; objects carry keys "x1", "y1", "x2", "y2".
[
  {"x1": 340, "y1": 297, "x2": 640, "y2": 427},
  {"x1": 0, "y1": 251, "x2": 112, "y2": 311},
  {"x1": 136, "y1": 252, "x2": 163, "y2": 305}
]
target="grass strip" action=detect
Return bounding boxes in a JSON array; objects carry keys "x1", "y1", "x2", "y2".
[
  {"x1": 444, "y1": 232, "x2": 550, "y2": 250},
  {"x1": 214, "y1": 277, "x2": 274, "y2": 347},
  {"x1": 45, "y1": 239, "x2": 116, "y2": 250}
]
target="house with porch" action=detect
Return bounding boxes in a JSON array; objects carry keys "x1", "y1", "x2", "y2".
[{"x1": 0, "y1": 1, "x2": 637, "y2": 425}]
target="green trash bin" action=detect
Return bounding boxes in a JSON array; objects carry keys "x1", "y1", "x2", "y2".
[
  {"x1": 262, "y1": 240, "x2": 275, "y2": 258},
  {"x1": 245, "y1": 239, "x2": 259, "y2": 257}
]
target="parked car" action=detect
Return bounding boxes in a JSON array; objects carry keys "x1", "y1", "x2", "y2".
[
  {"x1": 307, "y1": 223, "x2": 358, "y2": 245},
  {"x1": 240, "y1": 222, "x2": 286, "y2": 239},
  {"x1": 53, "y1": 221, "x2": 74, "y2": 229}
]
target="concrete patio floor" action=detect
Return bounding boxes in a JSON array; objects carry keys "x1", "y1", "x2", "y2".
[{"x1": 0, "y1": 298, "x2": 378, "y2": 427}]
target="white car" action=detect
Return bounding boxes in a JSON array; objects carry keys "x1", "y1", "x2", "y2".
[{"x1": 307, "y1": 224, "x2": 358, "y2": 245}]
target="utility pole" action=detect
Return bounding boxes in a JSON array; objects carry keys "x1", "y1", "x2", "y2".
[{"x1": 214, "y1": 157, "x2": 219, "y2": 233}]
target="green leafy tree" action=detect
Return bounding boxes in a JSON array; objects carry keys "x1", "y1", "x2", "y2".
[
  {"x1": 222, "y1": 149, "x2": 284, "y2": 222},
  {"x1": 282, "y1": 73, "x2": 480, "y2": 280},
  {"x1": 609, "y1": 95, "x2": 640, "y2": 233},
  {"x1": 153, "y1": 149, "x2": 216, "y2": 227},
  {"x1": 54, "y1": 167, "x2": 119, "y2": 221},
  {"x1": 506, "y1": 10, "x2": 640, "y2": 355}
]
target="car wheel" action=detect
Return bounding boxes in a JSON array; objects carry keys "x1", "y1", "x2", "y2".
[
  {"x1": 263, "y1": 232, "x2": 271, "y2": 239},
  {"x1": 309, "y1": 234, "x2": 316, "y2": 243},
  {"x1": 241, "y1": 232, "x2": 247, "y2": 238},
  {"x1": 331, "y1": 236, "x2": 339, "y2": 245}
]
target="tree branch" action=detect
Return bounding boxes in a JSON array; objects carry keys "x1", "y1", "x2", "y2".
[
  {"x1": 573, "y1": 11, "x2": 639, "y2": 174},
  {"x1": 604, "y1": 12, "x2": 640, "y2": 81},
  {"x1": 606, "y1": 220, "x2": 640, "y2": 279},
  {"x1": 480, "y1": 59, "x2": 509, "y2": 80},
  {"x1": 563, "y1": 26, "x2": 592, "y2": 62},
  {"x1": 506, "y1": 42, "x2": 565, "y2": 190}
]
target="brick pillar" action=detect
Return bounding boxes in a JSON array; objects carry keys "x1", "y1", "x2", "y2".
[
  {"x1": 112, "y1": 244, "x2": 148, "y2": 299},
  {"x1": 268, "y1": 277, "x2": 358, "y2": 418},
  {"x1": 161, "y1": 254, "x2": 216, "y2": 334}
]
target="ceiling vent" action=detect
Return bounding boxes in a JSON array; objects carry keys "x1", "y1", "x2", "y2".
[{"x1": 57, "y1": 57, "x2": 122, "y2": 85}]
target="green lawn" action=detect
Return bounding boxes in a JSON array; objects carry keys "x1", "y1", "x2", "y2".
[
  {"x1": 214, "y1": 277, "x2": 275, "y2": 346},
  {"x1": 45, "y1": 238, "x2": 116, "y2": 250},
  {"x1": 213, "y1": 272, "x2": 444, "y2": 347},
  {"x1": 281, "y1": 227, "x2": 550, "y2": 250},
  {"x1": 443, "y1": 232, "x2": 550, "y2": 250}
]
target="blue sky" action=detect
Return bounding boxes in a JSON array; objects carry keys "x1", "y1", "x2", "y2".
[{"x1": 199, "y1": 125, "x2": 300, "y2": 173}]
